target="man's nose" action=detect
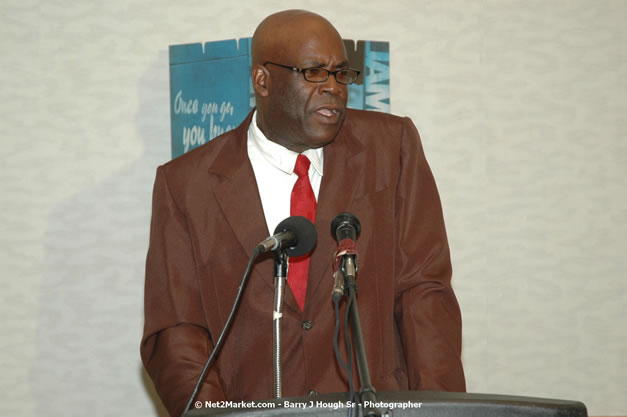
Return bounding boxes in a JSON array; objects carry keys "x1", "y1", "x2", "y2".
[{"x1": 319, "y1": 73, "x2": 345, "y2": 95}]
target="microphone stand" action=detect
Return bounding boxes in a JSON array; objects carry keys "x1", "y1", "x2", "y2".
[
  {"x1": 340, "y1": 255, "x2": 381, "y2": 417},
  {"x1": 272, "y1": 251, "x2": 288, "y2": 399}
]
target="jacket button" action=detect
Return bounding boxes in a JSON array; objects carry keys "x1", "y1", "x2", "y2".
[
  {"x1": 308, "y1": 389, "x2": 318, "y2": 396},
  {"x1": 302, "y1": 320, "x2": 313, "y2": 330}
]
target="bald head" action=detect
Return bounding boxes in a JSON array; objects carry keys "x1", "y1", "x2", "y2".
[
  {"x1": 252, "y1": 10, "x2": 344, "y2": 67},
  {"x1": 250, "y1": 10, "x2": 350, "y2": 153}
]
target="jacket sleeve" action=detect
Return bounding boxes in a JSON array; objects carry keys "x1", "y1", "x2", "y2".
[
  {"x1": 393, "y1": 117, "x2": 466, "y2": 392},
  {"x1": 141, "y1": 166, "x2": 226, "y2": 417}
]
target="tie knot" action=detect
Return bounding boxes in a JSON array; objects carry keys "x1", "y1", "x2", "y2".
[{"x1": 294, "y1": 154, "x2": 311, "y2": 178}]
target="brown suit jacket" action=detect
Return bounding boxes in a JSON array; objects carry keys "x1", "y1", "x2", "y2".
[{"x1": 141, "y1": 109, "x2": 465, "y2": 417}]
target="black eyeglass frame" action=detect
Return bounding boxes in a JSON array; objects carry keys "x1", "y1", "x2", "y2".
[{"x1": 263, "y1": 61, "x2": 361, "y2": 85}]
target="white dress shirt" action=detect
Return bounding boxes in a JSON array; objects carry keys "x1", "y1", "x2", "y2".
[{"x1": 247, "y1": 111, "x2": 323, "y2": 236}]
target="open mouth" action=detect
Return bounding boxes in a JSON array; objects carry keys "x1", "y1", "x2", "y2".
[
  {"x1": 317, "y1": 108, "x2": 339, "y2": 117},
  {"x1": 314, "y1": 107, "x2": 343, "y2": 122}
]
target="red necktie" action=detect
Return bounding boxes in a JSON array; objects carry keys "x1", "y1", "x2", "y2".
[{"x1": 289, "y1": 154, "x2": 317, "y2": 311}]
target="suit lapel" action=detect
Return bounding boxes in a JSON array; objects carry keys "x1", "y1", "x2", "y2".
[
  {"x1": 208, "y1": 112, "x2": 275, "y2": 291},
  {"x1": 306, "y1": 120, "x2": 366, "y2": 309}
]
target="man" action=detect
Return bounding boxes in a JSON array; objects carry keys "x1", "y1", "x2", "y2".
[{"x1": 141, "y1": 10, "x2": 465, "y2": 417}]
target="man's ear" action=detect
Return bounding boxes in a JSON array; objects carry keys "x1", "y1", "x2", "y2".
[{"x1": 252, "y1": 65, "x2": 270, "y2": 97}]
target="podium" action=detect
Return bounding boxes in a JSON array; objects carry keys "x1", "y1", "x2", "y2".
[{"x1": 183, "y1": 390, "x2": 587, "y2": 417}]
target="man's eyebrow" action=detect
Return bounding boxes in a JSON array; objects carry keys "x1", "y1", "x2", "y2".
[{"x1": 303, "y1": 60, "x2": 350, "y2": 68}]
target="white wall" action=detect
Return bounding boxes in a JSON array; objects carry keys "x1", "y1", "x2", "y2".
[{"x1": 1, "y1": 0, "x2": 625, "y2": 416}]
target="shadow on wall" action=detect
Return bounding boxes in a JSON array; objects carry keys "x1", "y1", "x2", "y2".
[{"x1": 34, "y1": 50, "x2": 172, "y2": 417}]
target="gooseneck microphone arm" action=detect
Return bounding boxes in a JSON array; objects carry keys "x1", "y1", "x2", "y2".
[
  {"x1": 181, "y1": 246, "x2": 262, "y2": 417},
  {"x1": 331, "y1": 213, "x2": 381, "y2": 417},
  {"x1": 344, "y1": 261, "x2": 379, "y2": 417},
  {"x1": 266, "y1": 216, "x2": 317, "y2": 399},
  {"x1": 272, "y1": 250, "x2": 288, "y2": 398}
]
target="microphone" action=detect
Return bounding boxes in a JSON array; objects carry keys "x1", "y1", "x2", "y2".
[
  {"x1": 331, "y1": 212, "x2": 361, "y2": 244},
  {"x1": 256, "y1": 216, "x2": 317, "y2": 257},
  {"x1": 331, "y1": 212, "x2": 361, "y2": 299}
]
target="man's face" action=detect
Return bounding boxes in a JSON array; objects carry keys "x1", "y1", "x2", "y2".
[{"x1": 262, "y1": 31, "x2": 349, "y2": 152}]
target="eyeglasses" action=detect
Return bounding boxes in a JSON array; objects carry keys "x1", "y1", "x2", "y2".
[{"x1": 263, "y1": 61, "x2": 360, "y2": 85}]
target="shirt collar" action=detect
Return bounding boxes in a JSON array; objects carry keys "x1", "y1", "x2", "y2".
[{"x1": 249, "y1": 110, "x2": 324, "y2": 175}]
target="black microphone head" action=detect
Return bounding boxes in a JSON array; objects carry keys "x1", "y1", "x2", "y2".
[
  {"x1": 331, "y1": 212, "x2": 361, "y2": 242},
  {"x1": 273, "y1": 216, "x2": 317, "y2": 257}
]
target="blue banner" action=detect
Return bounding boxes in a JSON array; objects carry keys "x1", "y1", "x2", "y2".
[{"x1": 169, "y1": 38, "x2": 390, "y2": 159}]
